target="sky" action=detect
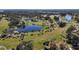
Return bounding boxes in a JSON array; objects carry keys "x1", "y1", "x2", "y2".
[{"x1": 0, "y1": 0, "x2": 78, "y2": 9}]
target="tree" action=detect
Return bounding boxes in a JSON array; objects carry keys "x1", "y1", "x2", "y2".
[
  {"x1": 16, "y1": 41, "x2": 33, "y2": 50},
  {"x1": 21, "y1": 21, "x2": 25, "y2": 28}
]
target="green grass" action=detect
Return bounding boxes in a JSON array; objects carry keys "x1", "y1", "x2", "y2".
[
  {"x1": 25, "y1": 21, "x2": 43, "y2": 26},
  {"x1": 0, "y1": 38, "x2": 20, "y2": 49},
  {"x1": 0, "y1": 19, "x2": 9, "y2": 34}
]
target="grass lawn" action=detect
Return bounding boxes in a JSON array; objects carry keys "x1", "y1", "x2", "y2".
[
  {"x1": 25, "y1": 20, "x2": 43, "y2": 26},
  {"x1": 0, "y1": 38, "x2": 20, "y2": 49},
  {"x1": 0, "y1": 19, "x2": 9, "y2": 34}
]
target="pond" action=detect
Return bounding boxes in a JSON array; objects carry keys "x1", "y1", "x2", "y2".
[{"x1": 16, "y1": 25, "x2": 43, "y2": 32}]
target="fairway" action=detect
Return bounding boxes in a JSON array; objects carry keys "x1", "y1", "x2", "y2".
[{"x1": 0, "y1": 19, "x2": 66, "y2": 49}]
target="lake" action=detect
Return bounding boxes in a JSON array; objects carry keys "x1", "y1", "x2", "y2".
[{"x1": 16, "y1": 25, "x2": 43, "y2": 32}]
